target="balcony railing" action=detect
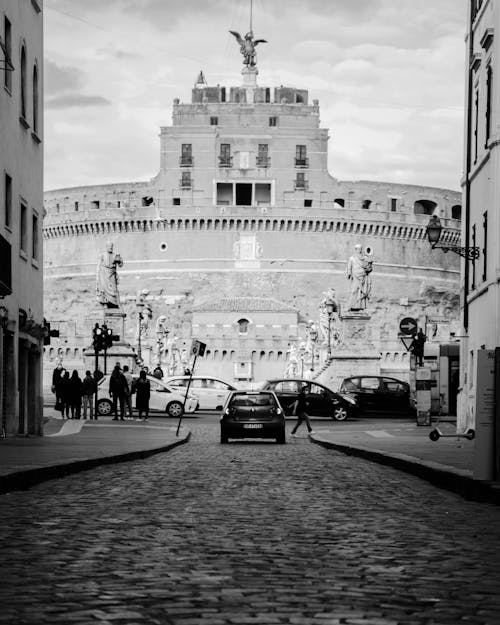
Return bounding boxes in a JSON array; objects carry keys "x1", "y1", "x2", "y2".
[
  {"x1": 179, "y1": 178, "x2": 192, "y2": 189},
  {"x1": 294, "y1": 179, "x2": 309, "y2": 190},
  {"x1": 218, "y1": 156, "x2": 233, "y2": 168},
  {"x1": 179, "y1": 156, "x2": 193, "y2": 167},
  {"x1": 295, "y1": 157, "x2": 309, "y2": 168},
  {"x1": 256, "y1": 156, "x2": 270, "y2": 168}
]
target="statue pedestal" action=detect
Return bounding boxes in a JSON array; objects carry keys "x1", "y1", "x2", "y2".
[{"x1": 316, "y1": 311, "x2": 381, "y2": 391}]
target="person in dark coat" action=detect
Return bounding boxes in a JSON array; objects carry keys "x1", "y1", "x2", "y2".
[
  {"x1": 59, "y1": 370, "x2": 71, "y2": 419},
  {"x1": 82, "y1": 370, "x2": 97, "y2": 420},
  {"x1": 135, "y1": 370, "x2": 151, "y2": 421},
  {"x1": 290, "y1": 385, "x2": 315, "y2": 437},
  {"x1": 52, "y1": 363, "x2": 66, "y2": 411},
  {"x1": 68, "y1": 370, "x2": 83, "y2": 419},
  {"x1": 109, "y1": 365, "x2": 129, "y2": 420}
]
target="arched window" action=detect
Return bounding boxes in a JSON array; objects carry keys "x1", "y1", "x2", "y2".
[
  {"x1": 413, "y1": 199, "x2": 437, "y2": 215},
  {"x1": 362, "y1": 199, "x2": 372, "y2": 209},
  {"x1": 334, "y1": 198, "x2": 345, "y2": 207},
  {"x1": 237, "y1": 318, "x2": 249, "y2": 334},
  {"x1": 20, "y1": 45, "x2": 27, "y2": 119},
  {"x1": 32, "y1": 63, "x2": 39, "y2": 133},
  {"x1": 451, "y1": 205, "x2": 462, "y2": 220}
]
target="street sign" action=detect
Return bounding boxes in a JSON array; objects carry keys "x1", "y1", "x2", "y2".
[
  {"x1": 191, "y1": 339, "x2": 206, "y2": 357},
  {"x1": 399, "y1": 317, "x2": 418, "y2": 335}
]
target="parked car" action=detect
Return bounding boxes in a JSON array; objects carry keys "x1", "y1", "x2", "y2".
[
  {"x1": 220, "y1": 390, "x2": 286, "y2": 444},
  {"x1": 163, "y1": 375, "x2": 237, "y2": 410},
  {"x1": 339, "y1": 375, "x2": 416, "y2": 417},
  {"x1": 259, "y1": 378, "x2": 357, "y2": 421},
  {"x1": 96, "y1": 374, "x2": 199, "y2": 417}
]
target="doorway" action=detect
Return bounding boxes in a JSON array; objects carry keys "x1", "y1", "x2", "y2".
[{"x1": 236, "y1": 183, "x2": 252, "y2": 206}]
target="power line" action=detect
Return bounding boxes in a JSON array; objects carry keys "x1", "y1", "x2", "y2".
[{"x1": 45, "y1": 3, "x2": 106, "y2": 31}]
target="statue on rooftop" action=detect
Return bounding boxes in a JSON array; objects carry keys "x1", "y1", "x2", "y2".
[{"x1": 229, "y1": 30, "x2": 267, "y2": 68}]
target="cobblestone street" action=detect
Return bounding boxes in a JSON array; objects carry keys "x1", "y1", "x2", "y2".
[{"x1": 1, "y1": 423, "x2": 500, "y2": 625}]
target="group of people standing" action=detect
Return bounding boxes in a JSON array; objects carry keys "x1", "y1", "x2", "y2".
[
  {"x1": 52, "y1": 362, "x2": 151, "y2": 421},
  {"x1": 52, "y1": 364, "x2": 97, "y2": 420}
]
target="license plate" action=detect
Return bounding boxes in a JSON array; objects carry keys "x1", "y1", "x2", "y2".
[{"x1": 243, "y1": 423, "x2": 263, "y2": 429}]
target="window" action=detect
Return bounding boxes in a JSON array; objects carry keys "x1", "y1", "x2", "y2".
[
  {"x1": 294, "y1": 172, "x2": 307, "y2": 190},
  {"x1": 180, "y1": 144, "x2": 193, "y2": 166},
  {"x1": 210, "y1": 116, "x2": 218, "y2": 126},
  {"x1": 451, "y1": 204, "x2": 462, "y2": 220},
  {"x1": 390, "y1": 198, "x2": 398, "y2": 212},
  {"x1": 91, "y1": 200, "x2": 99, "y2": 209},
  {"x1": 20, "y1": 45, "x2": 27, "y2": 120},
  {"x1": 4, "y1": 173, "x2": 12, "y2": 228},
  {"x1": 180, "y1": 171, "x2": 191, "y2": 188},
  {"x1": 295, "y1": 145, "x2": 308, "y2": 167},
  {"x1": 362, "y1": 199, "x2": 372, "y2": 209},
  {"x1": 304, "y1": 199, "x2": 312, "y2": 208},
  {"x1": 413, "y1": 199, "x2": 437, "y2": 215},
  {"x1": 32, "y1": 64, "x2": 39, "y2": 134},
  {"x1": 219, "y1": 143, "x2": 231, "y2": 167},
  {"x1": 256, "y1": 144, "x2": 269, "y2": 167},
  {"x1": 74, "y1": 201, "x2": 79, "y2": 211},
  {"x1": 269, "y1": 116, "x2": 277, "y2": 126},
  {"x1": 482, "y1": 211, "x2": 487, "y2": 282},
  {"x1": 237, "y1": 318, "x2": 249, "y2": 334},
  {"x1": 141, "y1": 196, "x2": 154, "y2": 206},
  {"x1": 172, "y1": 197, "x2": 180, "y2": 205},
  {"x1": 4, "y1": 17, "x2": 12, "y2": 91},
  {"x1": 334, "y1": 198, "x2": 345, "y2": 207},
  {"x1": 474, "y1": 89, "x2": 479, "y2": 164},
  {"x1": 32, "y1": 212, "x2": 38, "y2": 260},
  {"x1": 20, "y1": 202, "x2": 27, "y2": 253},
  {"x1": 360, "y1": 377, "x2": 380, "y2": 390},
  {"x1": 485, "y1": 65, "x2": 492, "y2": 147}
]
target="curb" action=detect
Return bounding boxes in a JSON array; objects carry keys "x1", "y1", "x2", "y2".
[
  {"x1": 310, "y1": 435, "x2": 500, "y2": 506},
  {"x1": 0, "y1": 431, "x2": 191, "y2": 495}
]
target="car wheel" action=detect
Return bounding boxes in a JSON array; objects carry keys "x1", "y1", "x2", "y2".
[
  {"x1": 167, "y1": 401, "x2": 183, "y2": 418},
  {"x1": 97, "y1": 398, "x2": 113, "y2": 416},
  {"x1": 332, "y1": 405, "x2": 349, "y2": 421},
  {"x1": 276, "y1": 430, "x2": 286, "y2": 444},
  {"x1": 220, "y1": 430, "x2": 228, "y2": 444}
]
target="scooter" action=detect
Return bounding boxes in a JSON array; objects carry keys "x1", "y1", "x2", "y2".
[{"x1": 429, "y1": 427, "x2": 475, "y2": 442}]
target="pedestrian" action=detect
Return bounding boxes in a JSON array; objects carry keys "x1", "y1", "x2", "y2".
[
  {"x1": 290, "y1": 384, "x2": 315, "y2": 437},
  {"x1": 153, "y1": 365, "x2": 163, "y2": 379},
  {"x1": 59, "y1": 370, "x2": 71, "y2": 419},
  {"x1": 410, "y1": 328, "x2": 426, "y2": 367},
  {"x1": 68, "y1": 370, "x2": 83, "y2": 419},
  {"x1": 109, "y1": 364, "x2": 129, "y2": 421},
  {"x1": 51, "y1": 361, "x2": 65, "y2": 411},
  {"x1": 135, "y1": 370, "x2": 150, "y2": 421},
  {"x1": 122, "y1": 365, "x2": 134, "y2": 419},
  {"x1": 82, "y1": 370, "x2": 97, "y2": 420}
]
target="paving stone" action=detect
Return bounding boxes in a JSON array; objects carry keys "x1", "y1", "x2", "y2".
[{"x1": 0, "y1": 423, "x2": 499, "y2": 625}]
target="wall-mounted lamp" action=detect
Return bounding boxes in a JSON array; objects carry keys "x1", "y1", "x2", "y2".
[{"x1": 426, "y1": 215, "x2": 480, "y2": 260}]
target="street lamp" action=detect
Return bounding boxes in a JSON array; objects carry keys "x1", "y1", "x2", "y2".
[
  {"x1": 325, "y1": 301, "x2": 335, "y2": 359},
  {"x1": 426, "y1": 215, "x2": 480, "y2": 260}
]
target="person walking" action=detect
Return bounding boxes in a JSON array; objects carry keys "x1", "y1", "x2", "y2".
[
  {"x1": 135, "y1": 370, "x2": 151, "y2": 421},
  {"x1": 122, "y1": 365, "x2": 134, "y2": 420},
  {"x1": 82, "y1": 370, "x2": 97, "y2": 420},
  {"x1": 290, "y1": 384, "x2": 315, "y2": 437},
  {"x1": 59, "y1": 370, "x2": 71, "y2": 419},
  {"x1": 68, "y1": 370, "x2": 83, "y2": 419},
  {"x1": 109, "y1": 364, "x2": 129, "y2": 421},
  {"x1": 51, "y1": 362, "x2": 66, "y2": 412}
]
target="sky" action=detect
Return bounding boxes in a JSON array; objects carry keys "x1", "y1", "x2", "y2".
[{"x1": 43, "y1": 0, "x2": 467, "y2": 192}]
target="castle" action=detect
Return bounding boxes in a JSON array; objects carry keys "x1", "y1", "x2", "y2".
[{"x1": 42, "y1": 33, "x2": 462, "y2": 405}]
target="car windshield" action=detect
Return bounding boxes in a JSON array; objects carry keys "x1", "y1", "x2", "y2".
[{"x1": 230, "y1": 393, "x2": 276, "y2": 407}]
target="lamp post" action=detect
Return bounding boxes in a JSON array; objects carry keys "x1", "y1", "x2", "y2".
[
  {"x1": 426, "y1": 215, "x2": 480, "y2": 260},
  {"x1": 325, "y1": 301, "x2": 335, "y2": 359},
  {"x1": 309, "y1": 324, "x2": 318, "y2": 372}
]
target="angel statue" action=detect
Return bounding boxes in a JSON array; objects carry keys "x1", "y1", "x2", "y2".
[{"x1": 229, "y1": 30, "x2": 267, "y2": 67}]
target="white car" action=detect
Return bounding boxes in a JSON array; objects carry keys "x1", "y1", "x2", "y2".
[
  {"x1": 96, "y1": 374, "x2": 199, "y2": 417},
  {"x1": 162, "y1": 375, "x2": 237, "y2": 410}
]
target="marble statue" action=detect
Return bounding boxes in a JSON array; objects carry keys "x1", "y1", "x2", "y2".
[
  {"x1": 346, "y1": 244, "x2": 373, "y2": 311},
  {"x1": 229, "y1": 30, "x2": 267, "y2": 67},
  {"x1": 284, "y1": 343, "x2": 299, "y2": 378},
  {"x1": 96, "y1": 241, "x2": 123, "y2": 308},
  {"x1": 318, "y1": 288, "x2": 339, "y2": 347}
]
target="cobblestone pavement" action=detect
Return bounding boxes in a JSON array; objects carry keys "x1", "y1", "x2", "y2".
[{"x1": 1, "y1": 423, "x2": 500, "y2": 625}]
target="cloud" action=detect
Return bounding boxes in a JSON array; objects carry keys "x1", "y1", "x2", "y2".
[
  {"x1": 44, "y1": 59, "x2": 83, "y2": 95},
  {"x1": 45, "y1": 94, "x2": 112, "y2": 109}
]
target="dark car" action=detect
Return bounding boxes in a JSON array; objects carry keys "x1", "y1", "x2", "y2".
[
  {"x1": 260, "y1": 379, "x2": 357, "y2": 421},
  {"x1": 339, "y1": 375, "x2": 416, "y2": 417},
  {"x1": 220, "y1": 390, "x2": 286, "y2": 444}
]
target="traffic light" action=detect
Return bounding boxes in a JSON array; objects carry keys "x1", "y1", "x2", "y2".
[
  {"x1": 103, "y1": 324, "x2": 114, "y2": 349},
  {"x1": 92, "y1": 323, "x2": 104, "y2": 352}
]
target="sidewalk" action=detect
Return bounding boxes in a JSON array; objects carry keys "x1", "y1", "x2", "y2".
[
  {"x1": 0, "y1": 415, "x2": 190, "y2": 494},
  {"x1": 309, "y1": 419, "x2": 500, "y2": 506}
]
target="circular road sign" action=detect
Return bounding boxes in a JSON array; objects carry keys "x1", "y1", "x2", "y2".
[{"x1": 399, "y1": 317, "x2": 418, "y2": 335}]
